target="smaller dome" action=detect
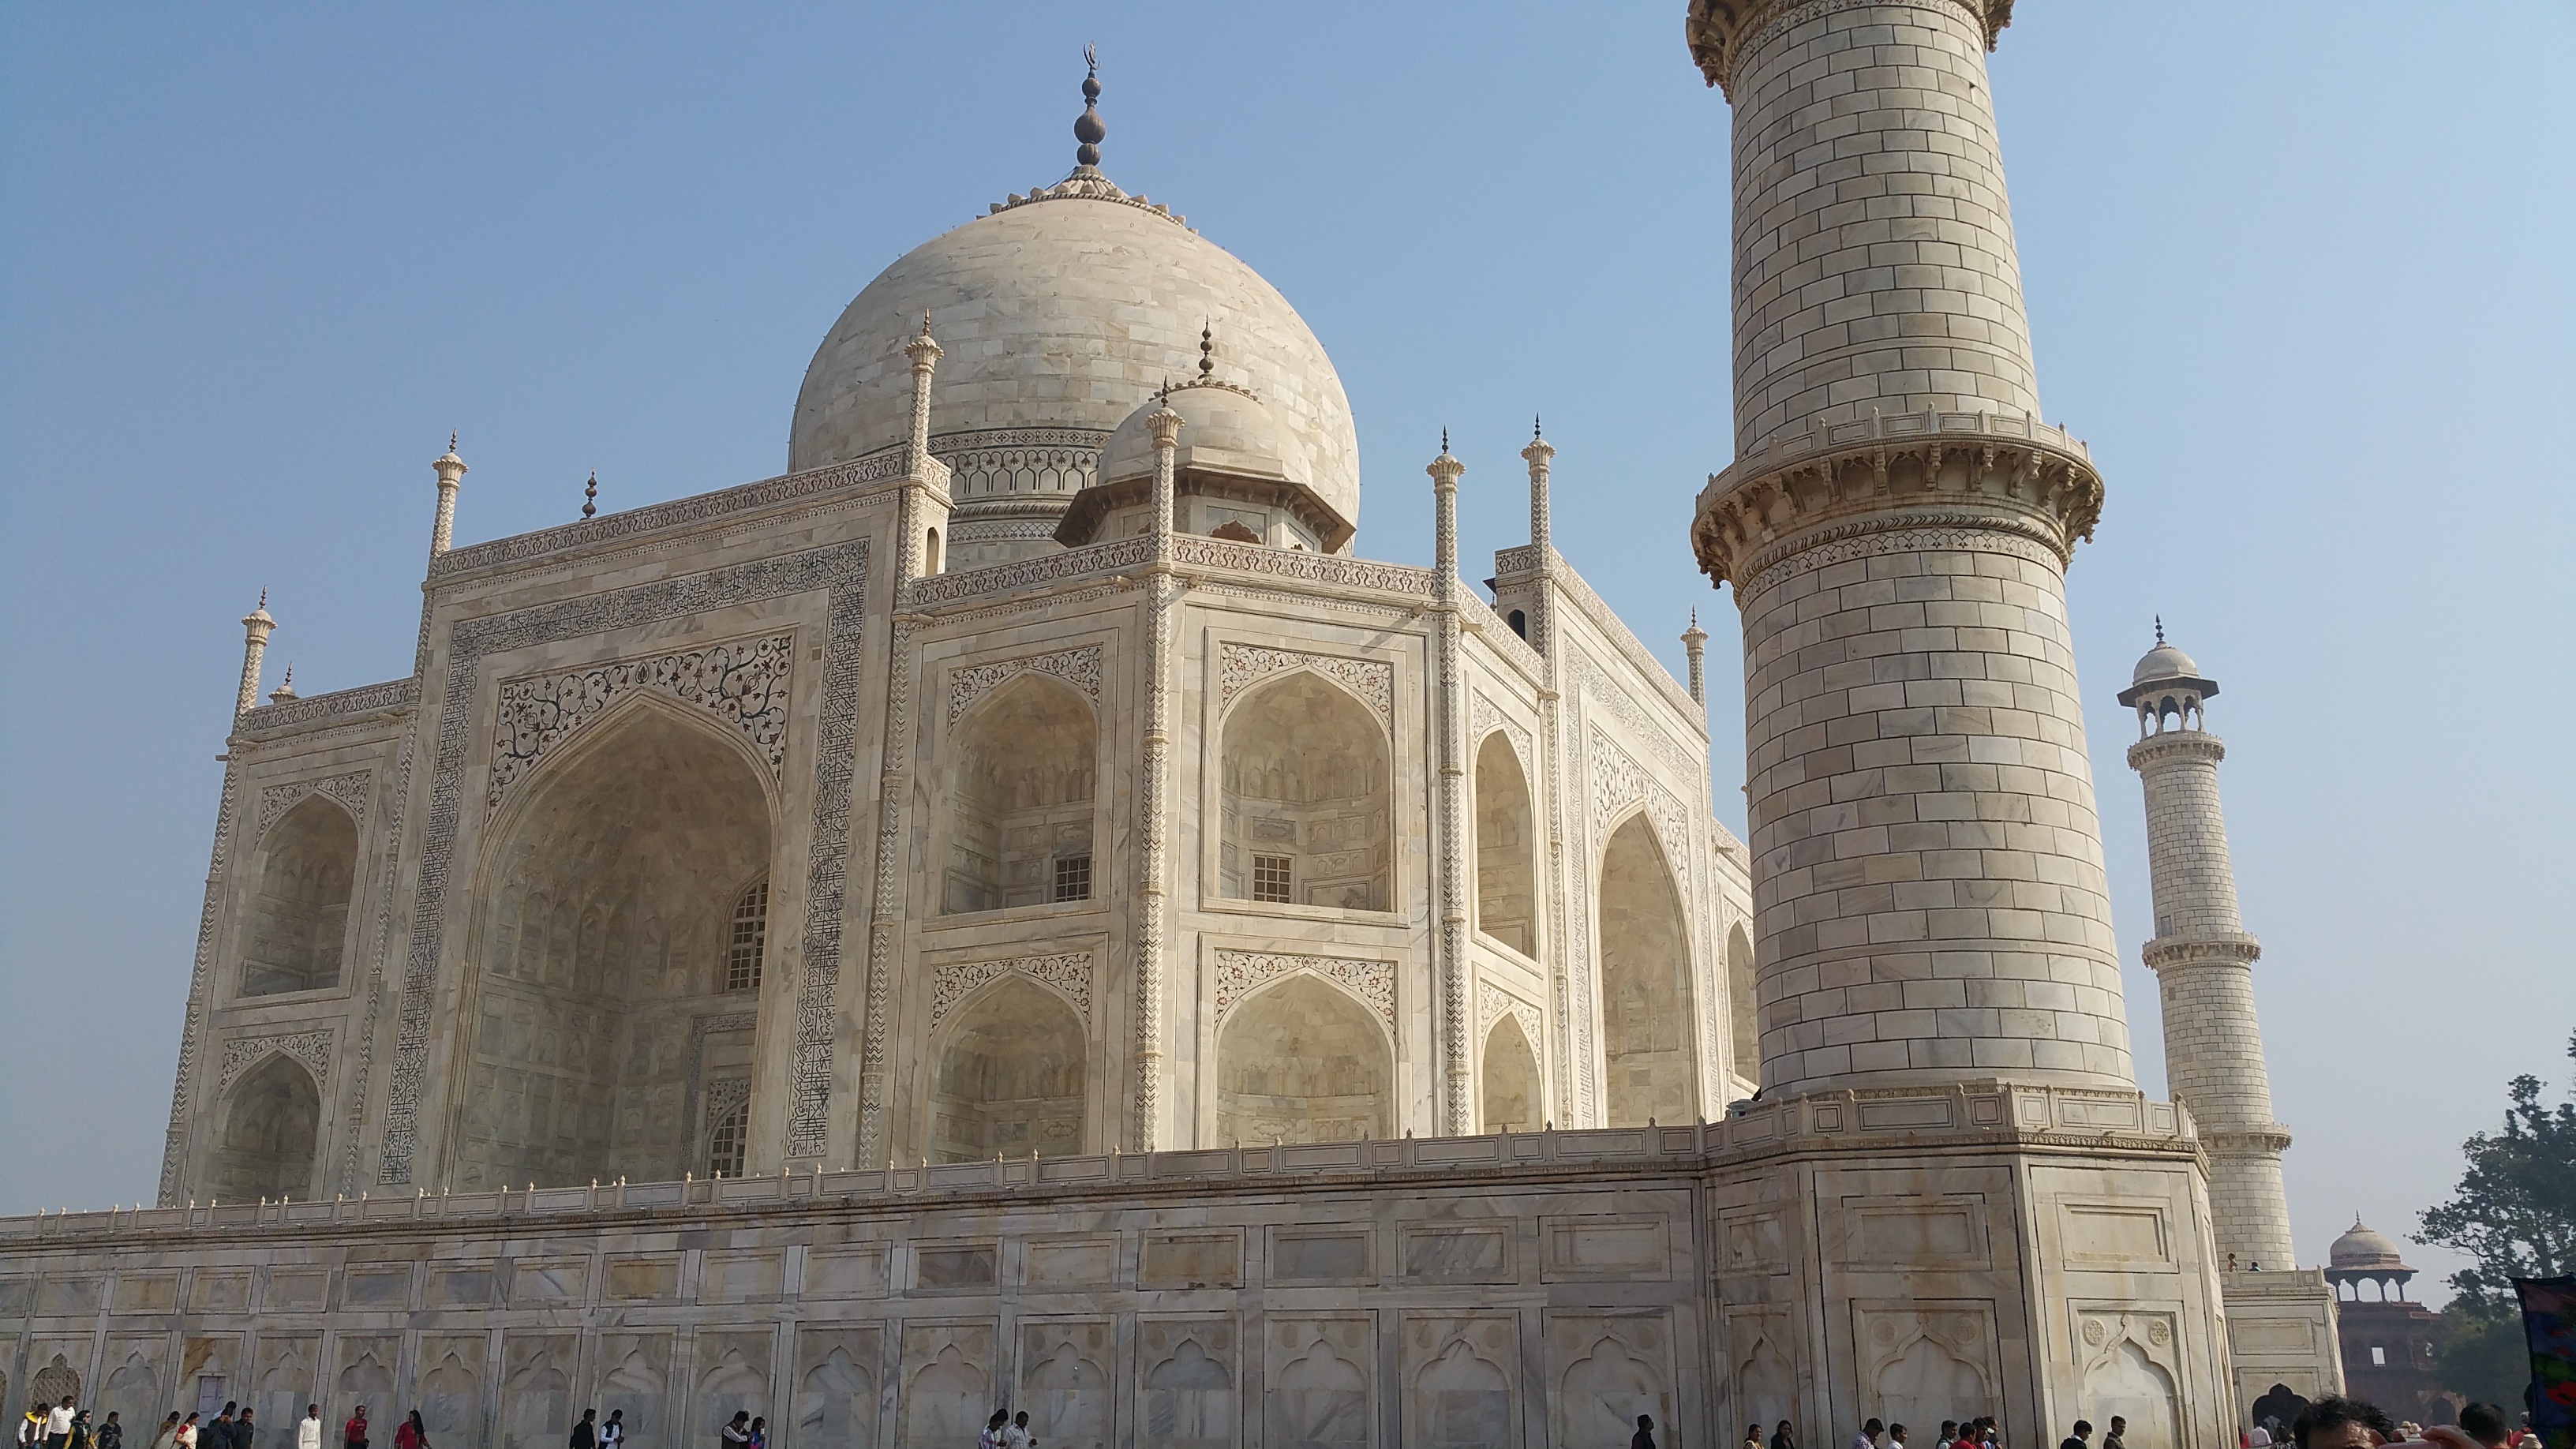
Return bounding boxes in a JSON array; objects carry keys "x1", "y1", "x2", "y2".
[
  {"x1": 1099, "y1": 381, "x2": 1301, "y2": 489},
  {"x1": 2132, "y1": 641, "x2": 2201, "y2": 687},
  {"x1": 2329, "y1": 1217, "x2": 2408, "y2": 1271}
]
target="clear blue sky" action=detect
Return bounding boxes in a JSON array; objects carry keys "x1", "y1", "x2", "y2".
[{"x1": 4, "y1": 3, "x2": 2569, "y2": 1292}]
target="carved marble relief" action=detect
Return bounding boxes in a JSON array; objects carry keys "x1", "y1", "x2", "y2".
[
  {"x1": 947, "y1": 645, "x2": 1104, "y2": 724},
  {"x1": 1212, "y1": 949, "x2": 1395, "y2": 1031},
  {"x1": 1018, "y1": 1319, "x2": 1114, "y2": 1449},
  {"x1": 215, "y1": 1028, "x2": 333, "y2": 1098},
  {"x1": 1137, "y1": 1317, "x2": 1237, "y2": 1449},
  {"x1": 1216, "y1": 642, "x2": 1394, "y2": 726},
  {"x1": 2076, "y1": 1309, "x2": 2187, "y2": 1449},
  {"x1": 899, "y1": 1323, "x2": 994, "y2": 1449},
  {"x1": 1267, "y1": 1316, "x2": 1373, "y2": 1449},
  {"x1": 488, "y1": 631, "x2": 795, "y2": 817},
  {"x1": 1402, "y1": 1314, "x2": 1516, "y2": 1449},
  {"x1": 1853, "y1": 1303, "x2": 2001, "y2": 1438},
  {"x1": 255, "y1": 771, "x2": 372, "y2": 840},
  {"x1": 792, "y1": 1326, "x2": 882, "y2": 1449},
  {"x1": 1548, "y1": 1312, "x2": 1676, "y2": 1449},
  {"x1": 931, "y1": 952, "x2": 1095, "y2": 1028}
]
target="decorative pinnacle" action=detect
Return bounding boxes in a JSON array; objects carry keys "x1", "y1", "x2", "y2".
[
  {"x1": 2155, "y1": 614, "x2": 2166, "y2": 646},
  {"x1": 1073, "y1": 45, "x2": 1106, "y2": 170},
  {"x1": 905, "y1": 311, "x2": 943, "y2": 365},
  {"x1": 447, "y1": 430, "x2": 458, "y2": 454},
  {"x1": 582, "y1": 470, "x2": 597, "y2": 519},
  {"x1": 1199, "y1": 321, "x2": 1214, "y2": 379},
  {"x1": 1533, "y1": 415, "x2": 1543, "y2": 440}
]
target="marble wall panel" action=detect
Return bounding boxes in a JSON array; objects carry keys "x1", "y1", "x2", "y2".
[
  {"x1": 1021, "y1": 1237, "x2": 1117, "y2": 1292},
  {"x1": 1262, "y1": 1316, "x2": 1372, "y2": 1449},
  {"x1": 800, "y1": 1245, "x2": 886, "y2": 1301},
  {"x1": 250, "y1": 1334, "x2": 321, "y2": 1442},
  {"x1": 414, "y1": 1335, "x2": 487, "y2": 1449},
  {"x1": 692, "y1": 1331, "x2": 774, "y2": 1446},
  {"x1": 98, "y1": 1339, "x2": 168, "y2": 1440},
  {"x1": 1017, "y1": 1318, "x2": 1114, "y2": 1449},
  {"x1": 1398, "y1": 1313, "x2": 1515, "y2": 1449},
  {"x1": 1267, "y1": 1227, "x2": 1372, "y2": 1286},
  {"x1": 789, "y1": 1326, "x2": 880, "y2": 1449},
  {"x1": 595, "y1": 1334, "x2": 672, "y2": 1449},
  {"x1": 112, "y1": 1273, "x2": 180, "y2": 1313},
  {"x1": 500, "y1": 1334, "x2": 578, "y2": 1449},
  {"x1": 331, "y1": 1338, "x2": 396, "y2": 1413},
  {"x1": 898, "y1": 1322, "x2": 995, "y2": 1449},
  {"x1": 1137, "y1": 1316, "x2": 1237, "y2": 1449},
  {"x1": 1546, "y1": 1311, "x2": 1676, "y2": 1449}
]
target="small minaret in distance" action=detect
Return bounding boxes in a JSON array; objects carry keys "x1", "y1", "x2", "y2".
[
  {"x1": 2120, "y1": 623, "x2": 2297, "y2": 1270},
  {"x1": 1681, "y1": 609, "x2": 1708, "y2": 707},
  {"x1": 431, "y1": 433, "x2": 466, "y2": 556},
  {"x1": 234, "y1": 589, "x2": 276, "y2": 718}
]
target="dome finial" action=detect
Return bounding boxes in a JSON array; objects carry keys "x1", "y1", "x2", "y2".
[
  {"x1": 2155, "y1": 613, "x2": 2166, "y2": 646},
  {"x1": 1199, "y1": 320, "x2": 1214, "y2": 379},
  {"x1": 1441, "y1": 427, "x2": 1450, "y2": 456},
  {"x1": 1533, "y1": 414, "x2": 1543, "y2": 440},
  {"x1": 1073, "y1": 44, "x2": 1106, "y2": 171},
  {"x1": 582, "y1": 470, "x2": 597, "y2": 519}
]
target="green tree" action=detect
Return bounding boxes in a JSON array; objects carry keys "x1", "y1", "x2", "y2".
[{"x1": 2417, "y1": 1029, "x2": 2576, "y2": 1407}]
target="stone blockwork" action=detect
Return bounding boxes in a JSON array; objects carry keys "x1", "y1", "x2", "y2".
[
  {"x1": 1739, "y1": 531, "x2": 2129, "y2": 1095},
  {"x1": 8, "y1": 1097, "x2": 2231, "y2": 1449},
  {"x1": 1718, "y1": 0, "x2": 2041, "y2": 452}
]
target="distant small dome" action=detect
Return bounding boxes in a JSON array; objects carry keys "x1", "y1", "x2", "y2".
[
  {"x1": 2132, "y1": 641, "x2": 2202, "y2": 687},
  {"x1": 1098, "y1": 382, "x2": 1299, "y2": 489},
  {"x1": 2328, "y1": 1217, "x2": 2408, "y2": 1271}
]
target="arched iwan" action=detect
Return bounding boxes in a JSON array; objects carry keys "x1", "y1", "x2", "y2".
[
  {"x1": 1597, "y1": 811, "x2": 1696, "y2": 1127},
  {"x1": 455, "y1": 698, "x2": 774, "y2": 1189}
]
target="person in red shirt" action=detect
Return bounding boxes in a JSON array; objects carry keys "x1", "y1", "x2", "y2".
[{"x1": 340, "y1": 1410, "x2": 365, "y2": 1449}]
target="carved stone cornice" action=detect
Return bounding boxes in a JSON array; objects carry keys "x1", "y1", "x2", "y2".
[
  {"x1": 1690, "y1": 410, "x2": 2101, "y2": 591},
  {"x1": 2140, "y1": 933, "x2": 2262, "y2": 970},
  {"x1": 2127, "y1": 731, "x2": 2227, "y2": 769},
  {"x1": 2203, "y1": 1125, "x2": 2295, "y2": 1155},
  {"x1": 1684, "y1": 0, "x2": 2015, "y2": 95}
]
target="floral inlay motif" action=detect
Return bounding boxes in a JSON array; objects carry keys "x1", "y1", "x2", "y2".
[
  {"x1": 255, "y1": 770, "x2": 373, "y2": 840},
  {"x1": 217, "y1": 1028, "x2": 334, "y2": 1098},
  {"x1": 488, "y1": 633, "x2": 794, "y2": 816},
  {"x1": 1211, "y1": 949, "x2": 1395, "y2": 1029},
  {"x1": 947, "y1": 646, "x2": 1103, "y2": 724},
  {"x1": 931, "y1": 953, "x2": 1094, "y2": 1028},
  {"x1": 1477, "y1": 981, "x2": 1542, "y2": 1054},
  {"x1": 1589, "y1": 724, "x2": 1691, "y2": 874},
  {"x1": 1217, "y1": 643, "x2": 1394, "y2": 725},
  {"x1": 1469, "y1": 694, "x2": 1534, "y2": 772}
]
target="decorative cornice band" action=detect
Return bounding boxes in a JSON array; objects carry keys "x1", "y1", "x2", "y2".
[
  {"x1": 429, "y1": 455, "x2": 904, "y2": 581},
  {"x1": 237, "y1": 678, "x2": 421, "y2": 737},
  {"x1": 1685, "y1": 0, "x2": 2011, "y2": 95},
  {"x1": 2140, "y1": 934, "x2": 2262, "y2": 969},
  {"x1": 2127, "y1": 732, "x2": 2228, "y2": 769},
  {"x1": 1692, "y1": 416, "x2": 2101, "y2": 590}
]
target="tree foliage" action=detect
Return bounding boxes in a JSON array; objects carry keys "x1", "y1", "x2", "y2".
[
  {"x1": 2417, "y1": 1029, "x2": 2576, "y2": 1312},
  {"x1": 2417, "y1": 1030, "x2": 2576, "y2": 1408}
]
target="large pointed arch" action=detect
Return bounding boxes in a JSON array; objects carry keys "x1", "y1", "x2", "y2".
[
  {"x1": 209, "y1": 1054, "x2": 321, "y2": 1201},
  {"x1": 1473, "y1": 732, "x2": 1537, "y2": 956},
  {"x1": 453, "y1": 695, "x2": 775, "y2": 1189},
  {"x1": 1597, "y1": 811, "x2": 1697, "y2": 1126},
  {"x1": 1480, "y1": 1014, "x2": 1541, "y2": 1133},
  {"x1": 239, "y1": 792, "x2": 360, "y2": 996},
  {"x1": 1218, "y1": 669, "x2": 1391, "y2": 910},
  {"x1": 1215, "y1": 973, "x2": 1391, "y2": 1144},
  {"x1": 927, "y1": 974, "x2": 1088, "y2": 1161},
  {"x1": 940, "y1": 672, "x2": 1098, "y2": 914},
  {"x1": 1726, "y1": 922, "x2": 1759, "y2": 1087}
]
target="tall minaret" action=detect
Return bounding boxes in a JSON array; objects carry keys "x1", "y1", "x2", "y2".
[
  {"x1": 234, "y1": 590, "x2": 276, "y2": 718},
  {"x1": 2120, "y1": 628, "x2": 2297, "y2": 1268},
  {"x1": 1686, "y1": 0, "x2": 2118, "y2": 1097}
]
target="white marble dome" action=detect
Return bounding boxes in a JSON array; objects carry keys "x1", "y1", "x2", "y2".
[
  {"x1": 788, "y1": 188, "x2": 1360, "y2": 527},
  {"x1": 2132, "y1": 640, "x2": 2202, "y2": 687},
  {"x1": 1098, "y1": 381, "x2": 1301, "y2": 489}
]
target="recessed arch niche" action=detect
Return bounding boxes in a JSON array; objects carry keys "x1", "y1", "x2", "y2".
[
  {"x1": 455, "y1": 700, "x2": 773, "y2": 1189},
  {"x1": 1215, "y1": 975, "x2": 1391, "y2": 1145},
  {"x1": 209, "y1": 1054, "x2": 320, "y2": 1202},
  {"x1": 1219, "y1": 672, "x2": 1390, "y2": 910},
  {"x1": 942, "y1": 674, "x2": 1097, "y2": 914},
  {"x1": 1597, "y1": 813, "x2": 1695, "y2": 1127},
  {"x1": 240, "y1": 794, "x2": 359, "y2": 996},
  {"x1": 928, "y1": 975, "x2": 1087, "y2": 1162},
  {"x1": 1473, "y1": 732, "x2": 1537, "y2": 954},
  {"x1": 1726, "y1": 923, "x2": 1759, "y2": 1085},
  {"x1": 1481, "y1": 1015, "x2": 1541, "y2": 1133}
]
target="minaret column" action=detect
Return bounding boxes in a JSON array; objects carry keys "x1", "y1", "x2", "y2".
[
  {"x1": 1428, "y1": 437, "x2": 1471, "y2": 1133},
  {"x1": 1689, "y1": 0, "x2": 2117, "y2": 1098},
  {"x1": 1133, "y1": 397, "x2": 1184, "y2": 1150},
  {"x1": 2121, "y1": 639, "x2": 2297, "y2": 1267},
  {"x1": 430, "y1": 436, "x2": 466, "y2": 556},
  {"x1": 234, "y1": 590, "x2": 276, "y2": 719}
]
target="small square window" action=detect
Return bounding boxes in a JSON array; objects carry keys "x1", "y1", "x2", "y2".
[
  {"x1": 1052, "y1": 853, "x2": 1092, "y2": 903},
  {"x1": 1251, "y1": 854, "x2": 1294, "y2": 904},
  {"x1": 2369, "y1": 1346, "x2": 2386, "y2": 1366}
]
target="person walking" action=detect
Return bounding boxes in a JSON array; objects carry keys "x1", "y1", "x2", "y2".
[
  {"x1": 45, "y1": 1398, "x2": 77, "y2": 1449},
  {"x1": 2059, "y1": 1421, "x2": 2092, "y2": 1449},
  {"x1": 148, "y1": 1413, "x2": 180, "y2": 1449},
  {"x1": 338, "y1": 1410, "x2": 365, "y2": 1449},
  {"x1": 1002, "y1": 1413, "x2": 1035, "y2": 1449},
  {"x1": 233, "y1": 1410, "x2": 253, "y2": 1449},
  {"x1": 597, "y1": 1413, "x2": 623, "y2": 1449},
  {"x1": 391, "y1": 1413, "x2": 422, "y2": 1449},
  {"x1": 979, "y1": 1411, "x2": 1008, "y2": 1449},
  {"x1": 2100, "y1": 1418, "x2": 2125, "y2": 1449},
  {"x1": 66, "y1": 1411, "x2": 92, "y2": 1449},
  {"x1": 174, "y1": 1417, "x2": 198, "y2": 1449},
  {"x1": 1773, "y1": 1422, "x2": 1798, "y2": 1449},
  {"x1": 745, "y1": 1420, "x2": 765, "y2": 1449},
  {"x1": 1632, "y1": 1414, "x2": 1659, "y2": 1449},
  {"x1": 719, "y1": 1412, "x2": 751, "y2": 1449},
  {"x1": 569, "y1": 1411, "x2": 597, "y2": 1449},
  {"x1": 95, "y1": 1416, "x2": 123, "y2": 1449},
  {"x1": 1746, "y1": 1425, "x2": 1766, "y2": 1449},
  {"x1": 1854, "y1": 1419, "x2": 1885, "y2": 1449},
  {"x1": 1890, "y1": 1425, "x2": 1908, "y2": 1449},
  {"x1": 294, "y1": 1409, "x2": 320, "y2": 1449}
]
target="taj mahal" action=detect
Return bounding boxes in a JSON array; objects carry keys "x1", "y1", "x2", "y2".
[{"x1": 2, "y1": 5, "x2": 2357, "y2": 1447}]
